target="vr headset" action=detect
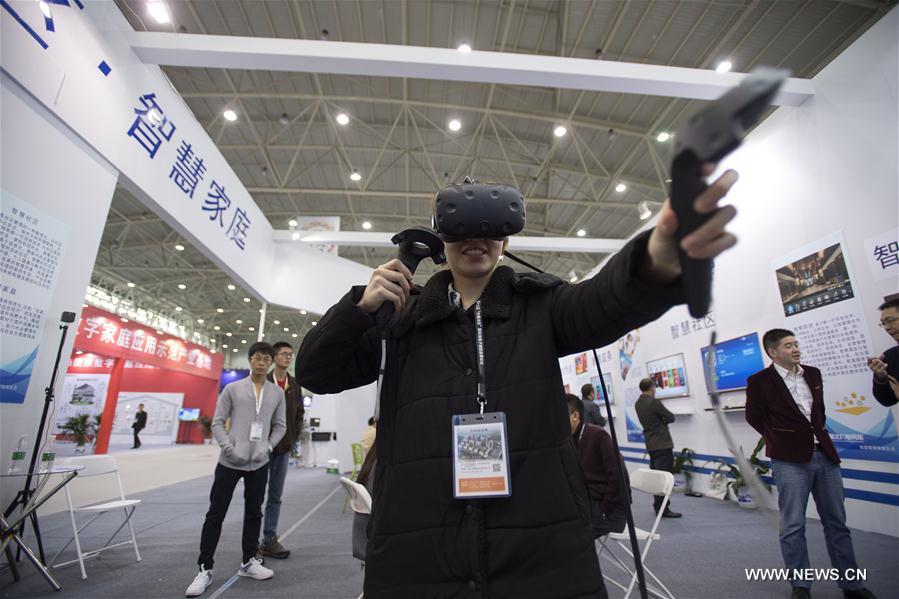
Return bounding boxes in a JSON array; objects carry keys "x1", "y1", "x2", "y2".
[{"x1": 431, "y1": 177, "x2": 526, "y2": 242}]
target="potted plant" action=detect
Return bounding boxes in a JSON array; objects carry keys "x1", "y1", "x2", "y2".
[
  {"x1": 59, "y1": 414, "x2": 94, "y2": 455},
  {"x1": 199, "y1": 415, "x2": 213, "y2": 444},
  {"x1": 671, "y1": 447, "x2": 696, "y2": 494},
  {"x1": 712, "y1": 437, "x2": 770, "y2": 509}
]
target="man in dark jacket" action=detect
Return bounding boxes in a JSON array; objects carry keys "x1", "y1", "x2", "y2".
[
  {"x1": 567, "y1": 395, "x2": 629, "y2": 537},
  {"x1": 867, "y1": 297, "x2": 898, "y2": 407},
  {"x1": 131, "y1": 403, "x2": 147, "y2": 449},
  {"x1": 635, "y1": 379, "x2": 681, "y2": 518},
  {"x1": 260, "y1": 341, "x2": 304, "y2": 559},
  {"x1": 580, "y1": 383, "x2": 607, "y2": 427},
  {"x1": 745, "y1": 329, "x2": 875, "y2": 599},
  {"x1": 296, "y1": 169, "x2": 739, "y2": 598}
]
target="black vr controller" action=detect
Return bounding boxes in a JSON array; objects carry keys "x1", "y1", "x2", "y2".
[
  {"x1": 671, "y1": 66, "x2": 788, "y2": 318},
  {"x1": 375, "y1": 226, "x2": 446, "y2": 330}
]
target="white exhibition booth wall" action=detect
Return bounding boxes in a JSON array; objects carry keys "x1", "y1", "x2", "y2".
[
  {"x1": 1, "y1": 0, "x2": 896, "y2": 534},
  {"x1": 562, "y1": 10, "x2": 898, "y2": 537}
]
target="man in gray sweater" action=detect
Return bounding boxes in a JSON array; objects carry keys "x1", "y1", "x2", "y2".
[
  {"x1": 635, "y1": 378, "x2": 681, "y2": 518},
  {"x1": 186, "y1": 342, "x2": 287, "y2": 597}
]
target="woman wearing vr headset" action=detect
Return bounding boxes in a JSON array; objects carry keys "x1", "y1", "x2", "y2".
[{"x1": 297, "y1": 166, "x2": 738, "y2": 598}]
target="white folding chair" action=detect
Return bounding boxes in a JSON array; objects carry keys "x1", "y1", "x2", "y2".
[
  {"x1": 596, "y1": 468, "x2": 675, "y2": 599},
  {"x1": 49, "y1": 455, "x2": 142, "y2": 579},
  {"x1": 339, "y1": 477, "x2": 372, "y2": 599}
]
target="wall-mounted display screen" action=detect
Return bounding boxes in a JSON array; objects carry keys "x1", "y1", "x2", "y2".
[
  {"x1": 178, "y1": 408, "x2": 200, "y2": 421},
  {"x1": 591, "y1": 373, "x2": 615, "y2": 405},
  {"x1": 700, "y1": 333, "x2": 766, "y2": 392},
  {"x1": 645, "y1": 354, "x2": 690, "y2": 399}
]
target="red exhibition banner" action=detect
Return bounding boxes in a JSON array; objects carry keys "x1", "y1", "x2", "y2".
[{"x1": 73, "y1": 306, "x2": 223, "y2": 380}]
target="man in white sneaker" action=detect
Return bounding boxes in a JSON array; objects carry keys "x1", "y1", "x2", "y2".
[{"x1": 186, "y1": 342, "x2": 286, "y2": 597}]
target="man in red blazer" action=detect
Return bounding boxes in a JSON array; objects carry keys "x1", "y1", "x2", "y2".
[{"x1": 745, "y1": 329, "x2": 875, "y2": 599}]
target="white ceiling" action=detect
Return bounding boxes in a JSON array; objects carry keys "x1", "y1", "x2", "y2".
[{"x1": 96, "y1": 0, "x2": 895, "y2": 355}]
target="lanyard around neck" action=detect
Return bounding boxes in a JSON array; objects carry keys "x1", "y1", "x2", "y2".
[{"x1": 474, "y1": 300, "x2": 487, "y2": 414}]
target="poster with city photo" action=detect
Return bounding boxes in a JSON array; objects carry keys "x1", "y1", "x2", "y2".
[{"x1": 775, "y1": 241, "x2": 854, "y2": 316}]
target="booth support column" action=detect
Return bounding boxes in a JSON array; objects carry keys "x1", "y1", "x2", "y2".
[{"x1": 94, "y1": 357, "x2": 125, "y2": 455}]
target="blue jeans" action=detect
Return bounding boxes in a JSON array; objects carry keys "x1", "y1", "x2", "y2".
[
  {"x1": 770, "y1": 450, "x2": 861, "y2": 590},
  {"x1": 262, "y1": 451, "x2": 289, "y2": 542}
]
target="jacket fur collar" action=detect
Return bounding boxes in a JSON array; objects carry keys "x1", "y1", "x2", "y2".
[{"x1": 393, "y1": 265, "x2": 563, "y2": 337}]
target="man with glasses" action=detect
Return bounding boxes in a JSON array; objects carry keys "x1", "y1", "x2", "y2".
[
  {"x1": 867, "y1": 297, "x2": 899, "y2": 407},
  {"x1": 185, "y1": 343, "x2": 286, "y2": 597},
  {"x1": 260, "y1": 341, "x2": 305, "y2": 559}
]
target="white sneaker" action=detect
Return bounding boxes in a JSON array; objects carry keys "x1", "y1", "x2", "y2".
[
  {"x1": 185, "y1": 567, "x2": 213, "y2": 597},
  {"x1": 237, "y1": 556, "x2": 273, "y2": 580}
]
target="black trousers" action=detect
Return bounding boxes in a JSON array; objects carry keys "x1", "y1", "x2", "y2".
[
  {"x1": 648, "y1": 449, "x2": 674, "y2": 512},
  {"x1": 198, "y1": 463, "x2": 269, "y2": 568},
  {"x1": 132, "y1": 427, "x2": 142, "y2": 448}
]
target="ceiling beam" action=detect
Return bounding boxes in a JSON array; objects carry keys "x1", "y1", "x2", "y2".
[
  {"x1": 273, "y1": 230, "x2": 627, "y2": 253},
  {"x1": 132, "y1": 33, "x2": 814, "y2": 106}
]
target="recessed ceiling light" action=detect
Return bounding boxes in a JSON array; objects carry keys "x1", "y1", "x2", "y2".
[
  {"x1": 288, "y1": 219, "x2": 298, "y2": 227},
  {"x1": 223, "y1": 109, "x2": 237, "y2": 122},
  {"x1": 448, "y1": 119, "x2": 461, "y2": 132},
  {"x1": 311, "y1": 321, "x2": 318, "y2": 326},
  {"x1": 127, "y1": 282, "x2": 135, "y2": 288},
  {"x1": 210, "y1": 349, "x2": 216, "y2": 354},
  {"x1": 243, "y1": 297, "x2": 251, "y2": 303},
  {"x1": 350, "y1": 170, "x2": 362, "y2": 182},
  {"x1": 177, "y1": 284, "x2": 186, "y2": 290},
  {"x1": 241, "y1": 339, "x2": 247, "y2": 344},
  {"x1": 716, "y1": 60, "x2": 732, "y2": 73},
  {"x1": 553, "y1": 126, "x2": 567, "y2": 138},
  {"x1": 197, "y1": 318, "x2": 204, "y2": 324},
  {"x1": 300, "y1": 310, "x2": 307, "y2": 315},
  {"x1": 457, "y1": 43, "x2": 472, "y2": 53},
  {"x1": 248, "y1": 326, "x2": 255, "y2": 331},
  {"x1": 156, "y1": 329, "x2": 164, "y2": 335},
  {"x1": 147, "y1": 2, "x2": 170, "y2": 24},
  {"x1": 216, "y1": 308, "x2": 224, "y2": 313},
  {"x1": 615, "y1": 183, "x2": 627, "y2": 193},
  {"x1": 273, "y1": 320, "x2": 281, "y2": 325},
  {"x1": 232, "y1": 348, "x2": 238, "y2": 353},
  {"x1": 569, "y1": 275, "x2": 579, "y2": 283},
  {"x1": 656, "y1": 132, "x2": 670, "y2": 142},
  {"x1": 226, "y1": 332, "x2": 232, "y2": 337},
  {"x1": 175, "y1": 306, "x2": 182, "y2": 312},
  {"x1": 121, "y1": 318, "x2": 129, "y2": 323},
  {"x1": 576, "y1": 229, "x2": 586, "y2": 237},
  {"x1": 174, "y1": 244, "x2": 185, "y2": 251},
  {"x1": 222, "y1": 344, "x2": 228, "y2": 348},
  {"x1": 214, "y1": 325, "x2": 221, "y2": 331},
  {"x1": 38, "y1": 1, "x2": 52, "y2": 20},
  {"x1": 227, "y1": 284, "x2": 235, "y2": 291},
  {"x1": 75, "y1": 350, "x2": 84, "y2": 355},
  {"x1": 193, "y1": 332, "x2": 200, "y2": 337},
  {"x1": 336, "y1": 113, "x2": 350, "y2": 125},
  {"x1": 361, "y1": 221, "x2": 372, "y2": 230},
  {"x1": 291, "y1": 333, "x2": 298, "y2": 338},
  {"x1": 638, "y1": 200, "x2": 652, "y2": 221},
  {"x1": 283, "y1": 327, "x2": 289, "y2": 332}
]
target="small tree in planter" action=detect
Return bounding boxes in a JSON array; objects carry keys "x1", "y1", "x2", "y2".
[
  {"x1": 671, "y1": 447, "x2": 696, "y2": 494},
  {"x1": 713, "y1": 437, "x2": 770, "y2": 508},
  {"x1": 59, "y1": 414, "x2": 94, "y2": 455},
  {"x1": 199, "y1": 416, "x2": 213, "y2": 444}
]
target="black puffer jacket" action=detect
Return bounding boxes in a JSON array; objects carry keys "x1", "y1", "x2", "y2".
[{"x1": 296, "y1": 231, "x2": 682, "y2": 598}]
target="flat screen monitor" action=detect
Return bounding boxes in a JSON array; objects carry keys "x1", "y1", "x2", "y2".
[
  {"x1": 700, "y1": 333, "x2": 766, "y2": 392},
  {"x1": 178, "y1": 408, "x2": 200, "y2": 422},
  {"x1": 645, "y1": 353, "x2": 690, "y2": 399}
]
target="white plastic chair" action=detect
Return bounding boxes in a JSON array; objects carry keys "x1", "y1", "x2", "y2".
[
  {"x1": 339, "y1": 477, "x2": 372, "y2": 599},
  {"x1": 596, "y1": 468, "x2": 675, "y2": 599},
  {"x1": 49, "y1": 455, "x2": 141, "y2": 579}
]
